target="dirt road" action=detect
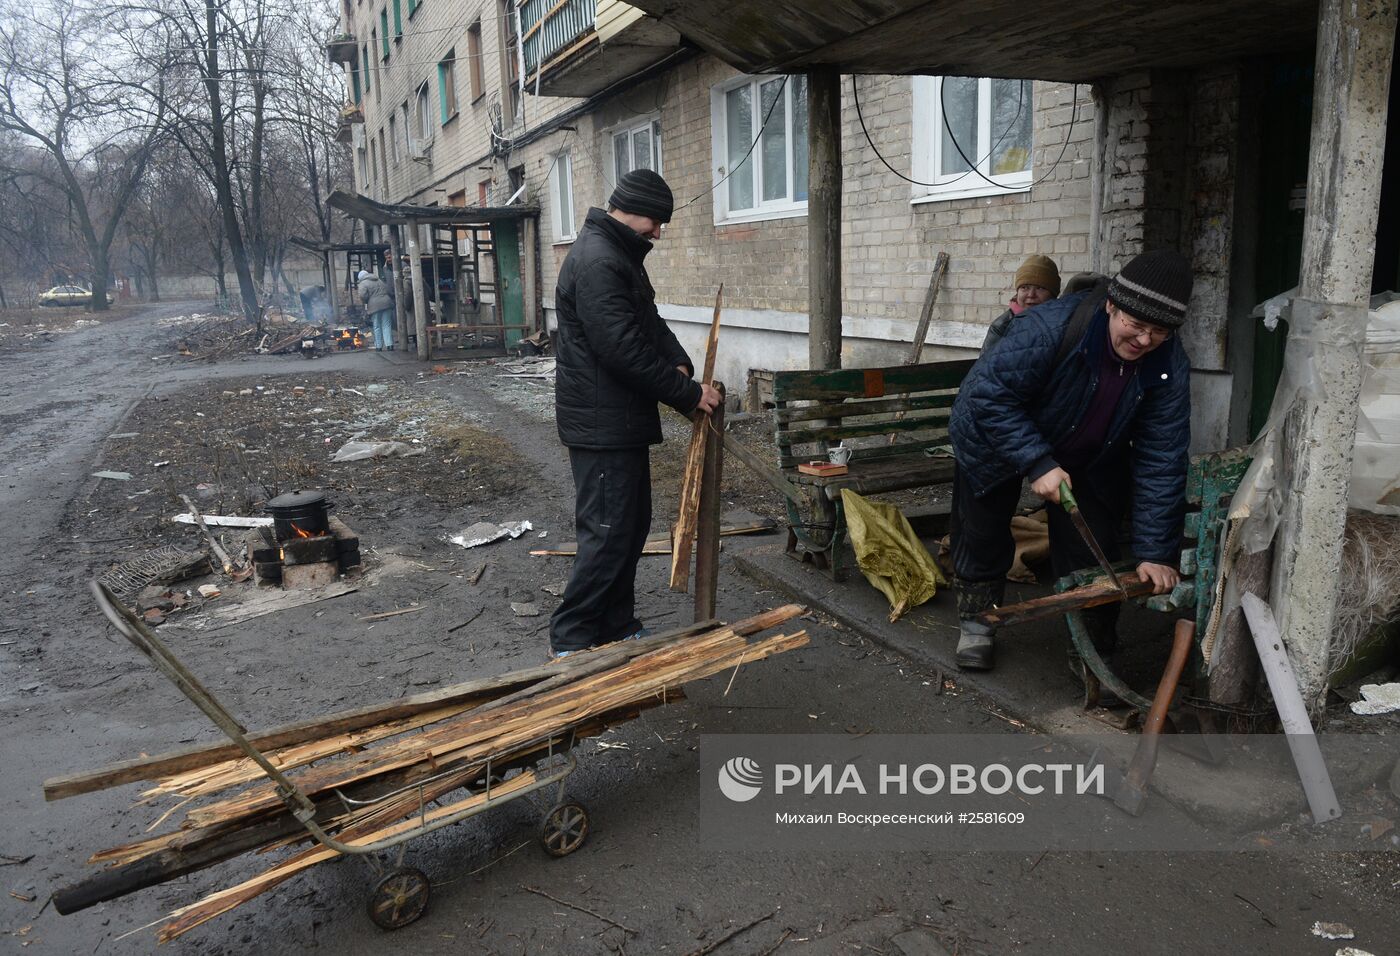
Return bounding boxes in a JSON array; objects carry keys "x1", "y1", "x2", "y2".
[{"x1": 1, "y1": 303, "x2": 1395, "y2": 955}]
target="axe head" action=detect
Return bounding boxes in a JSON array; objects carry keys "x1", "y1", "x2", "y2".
[{"x1": 1086, "y1": 747, "x2": 1148, "y2": 817}]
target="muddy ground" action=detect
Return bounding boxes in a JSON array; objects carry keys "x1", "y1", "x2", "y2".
[{"x1": 2, "y1": 302, "x2": 1398, "y2": 956}]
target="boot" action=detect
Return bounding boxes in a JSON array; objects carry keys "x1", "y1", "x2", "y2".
[
  {"x1": 957, "y1": 618, "x2": 997, "y2": 670},
  {"x1": 954, "y1": 577, "x2": 1004, "y2": 671}
]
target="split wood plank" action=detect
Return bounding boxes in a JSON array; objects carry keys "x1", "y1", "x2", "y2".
[
  {"x1": 721, "y1": 433, "x2": 806, "y2": 504},
  {"x1": 56, "y1": 702, "x2": 659, "y2": 914},
  {"x1": 45, "y1": 607, "x2": 798, "y2": 801},
  {"x1": 888, "y1": 252, "x2": 952, "y2": 444},
  {"x1": 670, "y1": 285, "x2": 723, "y2": 592},
  {"x1": 168, "y1": 583, "x2": 358, "y2": 632},
  {"x1": 179, "y1": 495, "x2": 239, "y2": 576},
  {"x1": 158, "y1": 768, "x2": 543, "y2": 941},
  {"x1": 974, "y1": 573, "x2": 1156, "y2": 628},
  {"x1": 530, "y1": 518, "x2": 776, "y2": 556},
  {"x1": 693, "y1": 399, "x2": 726, "y2": 622},
  {"x1": 356, "y1": 605, "x2": 424, "y2": 622}
]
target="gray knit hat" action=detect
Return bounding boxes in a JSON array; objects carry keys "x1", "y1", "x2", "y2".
[
  {"x1": 1107, "y1": 250, "x2": 1193, "y2": 328},
  {"x1": 608, "y1": 169, "x2": 674, "y2": 223}
]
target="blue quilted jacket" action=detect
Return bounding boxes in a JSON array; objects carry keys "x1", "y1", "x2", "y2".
[{"x1": 949, "y1": 290, "x2": 1191, "y2": 563}]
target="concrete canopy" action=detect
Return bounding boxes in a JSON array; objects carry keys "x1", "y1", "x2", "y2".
[
  {"x1": 328, "y1": 191, "x2": 539, "y2": 226},
  {"x1": 623, "y1": 0, "x2": 1319, "y2": 80}
]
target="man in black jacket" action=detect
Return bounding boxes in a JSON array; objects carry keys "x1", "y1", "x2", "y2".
[{"x1": 549, "y1": 169, "x2": 722, "y2": 658}]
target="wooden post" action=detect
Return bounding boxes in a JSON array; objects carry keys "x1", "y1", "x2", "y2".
[
  {"x1": 693, "y1": 384, "x2": 726, "y2": 622},
  {"x1": 406, "y1": 224, "x2": 431, "y2": 360},
  {"x1": 1269, "y1": 0, "x2": 1396, "y2": 706},
  {"x1": 904, "y1": 252, "x2": 949, "y2": 365},
  {"x1": 431, "y1": 225, "x2": 445, "y2": 334},
  {"x1": 807, "y1": 67, "x2": 842, "y2": 371},
  {"x1": 388, "y1": 227, "x2": 408, "y2": 349}
]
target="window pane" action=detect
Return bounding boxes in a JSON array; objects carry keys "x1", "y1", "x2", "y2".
[
  {"x1": 938, "y1": 76, "x2": 978, "y2": 177},
  {"x1": 652, "y1": 120, "x2": 662, "y2": 171},
  {"x1": 633, "y1": 125, "x2": 652, "y2": 171},
  {"x1": 726, "y1": 85, "x2": 754, "y2": 211},
  {"x1": 759, "y1": 78, "x2": 787, "y2": 202},
  {"x1": 791, "y1": 73, "x2": 808, "y2": 201},
  {"x1": 556, "y1": 156, "x2": 572, "y2": 236},
  {"x1": 991, "y1": 79, "x2": 1032, "y2": 175},
  {"x1": 614, "y1": 132, "x2": 629, "y2": 183}
]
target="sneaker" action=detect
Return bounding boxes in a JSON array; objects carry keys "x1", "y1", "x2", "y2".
[
  {"x1": 549, "y1": 649, "x2": 573, "y2": 661},
  {"x1": 624, "y1": 627, "x2": 651, "y2": 641}
]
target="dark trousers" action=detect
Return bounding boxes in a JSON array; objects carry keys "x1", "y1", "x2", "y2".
[
  {"x1": 549, "y1": 447, "x2": 651, "y2": 653},
  {"x1": 950, "y1": 461, "x2": 1129, "y2": 650}
]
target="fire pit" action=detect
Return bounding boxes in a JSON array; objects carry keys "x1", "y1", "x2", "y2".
[
  {"x1": 246, "y1": 490, "x2": 361, "y2": 589},
  {"x1": 332, "y1": 327, "x2": 367, "y2": 350}
]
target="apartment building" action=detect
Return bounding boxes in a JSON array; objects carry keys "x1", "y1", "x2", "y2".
[{"x1": 330, "y1": 1, "x2": 1111, "y2": 412}]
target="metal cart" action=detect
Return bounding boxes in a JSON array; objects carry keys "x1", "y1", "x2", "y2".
[{"x1": 91, "y1": 581, "x2": 592, "y2": 931}]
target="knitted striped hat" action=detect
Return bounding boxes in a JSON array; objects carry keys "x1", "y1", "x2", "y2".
[
  {"x1": 1107, "y1": 250, "x2": 1193, "y2": 328},
  {"x1": 608, "y1": 169, "x2": 674, "y2": 223}
]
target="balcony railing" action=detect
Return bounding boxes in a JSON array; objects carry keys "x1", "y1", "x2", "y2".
[
  {"x1": 326, "y1": 32, "x2": 358, "y2": 65},
  {"x1": 521, "y1": 0, "x2": 597, "y2": 77}
]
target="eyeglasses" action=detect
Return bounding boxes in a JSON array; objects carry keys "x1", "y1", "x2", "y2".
[{"x1": 1115, "y1": 312, "x2": 1173, "y2": 344}]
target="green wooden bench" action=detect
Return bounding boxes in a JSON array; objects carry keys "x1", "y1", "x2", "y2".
[{"x1": 770, "y1": 358, "x2": 976, "y2": 579}]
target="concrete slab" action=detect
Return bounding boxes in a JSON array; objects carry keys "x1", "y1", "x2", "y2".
[{"x1": 732, "y1": 541, "x2": 1393, "y2": 832}]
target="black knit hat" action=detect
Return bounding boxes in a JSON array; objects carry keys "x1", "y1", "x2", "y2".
[
  {"x1": 1107, "y1": 250, "x2": 1193, "y2": 328},
  {"x1": 608, "y1": 169, "x2": 674, "y2": 223}
]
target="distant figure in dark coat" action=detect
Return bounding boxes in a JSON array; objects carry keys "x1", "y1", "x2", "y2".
[
  {"x1": 298, "y1": 285, "x2": 329, "y2": 324},
  {"x1": 948, "y1": 250, "x2": 1194, "y2": 677},
  {"x1": 548, "y1": 170, "x2": 722, "y2": 658}
]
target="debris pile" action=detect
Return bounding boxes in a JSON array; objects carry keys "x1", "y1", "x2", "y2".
[{"x1": 47, "y1": 603, "x2": 809, "y2": 942}]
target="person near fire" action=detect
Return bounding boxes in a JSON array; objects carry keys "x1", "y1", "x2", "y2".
[
  {"x1": 947, "y1": 250, "x2": 1194, "y2": 684},
  {"x1": 981, "y1": 254, "x2": 1061, "y2": 351},
  {"x1": 548, "y1": 169, "x2": 722, "y2": 659},
  {"x1": 357, "y1": 269, "x2": 395, "y2": 351}
]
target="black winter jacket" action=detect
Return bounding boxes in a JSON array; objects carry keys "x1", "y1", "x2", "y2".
[
  {"x1": 949, "y1": 290, "x2": 1192, "y2": 563},
  {"x1": 554, "y1": 208, "x2": 701, "y2": 448}
]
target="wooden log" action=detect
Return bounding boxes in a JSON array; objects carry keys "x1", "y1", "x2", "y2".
[
  {"x1": 45, "y1": 607, "x2": 801, "y2": 801},
  {"x1": 670, "y1": 286, "x2": 724, "y2": 592},
  {"x1": 694, "y1": 389, "x2": 726, "y2": 622},
  {"x1": 974, "y1": 573, "x2": 1156, "y2": 628}
]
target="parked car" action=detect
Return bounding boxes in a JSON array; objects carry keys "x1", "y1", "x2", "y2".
[{"x1": 38, "y1": 285, "x2": 114, "y2": 307}]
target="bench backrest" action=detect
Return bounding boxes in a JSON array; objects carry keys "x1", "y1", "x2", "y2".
[{"x1": 770, "y1": 359, "x2": 975, "y2": 469}]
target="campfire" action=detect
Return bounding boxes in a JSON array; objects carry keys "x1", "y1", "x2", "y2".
[
  {"x1": 245, "y1": 490, "x2": 360, "y2": 589},
  {"x1": 332, "y1": 327, "x2": 367, "y2": 350}
]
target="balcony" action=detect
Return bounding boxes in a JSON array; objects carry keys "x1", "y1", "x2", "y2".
[
  {"x1": 326, "y1": 32, "x2": 358, "y2": 65},
  {"x1": 521, "y1": 0, "x2": 680, "y2": 98},
  {"x1": 334, "y1": 102, "x2": 364, "y2": 144}
]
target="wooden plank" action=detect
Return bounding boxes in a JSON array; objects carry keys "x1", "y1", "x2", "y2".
[
  {"x1": 670, "y1": 286, "x2": 723, "y2": 592},
  {"x1": 694, "y1": 393, "x2": 725, "y2": 622},
  {"x1": 780, "y1": 411, "x2": 951, "y2": 446},
  {"x1": 774, "y1": 392, "x2": 956, "y2": 424},
  {"x1": 721, "y1": 433, "x2": 805, "y2": 504},
  {"x1": 904, "y1": 251, "x2": 950, "y2": 366},
  {"x1": 772, "y1": 359, "x2": 974, "y2": 402},
  {"x1": 530, "y1": 519, "x2": 776, "y2": 556},
  {"x1": 779, "y1": 439, "x2": 953, "y2": 470},
  {"x1": 975, "y1": 573, "x2": 1156, "y2": 628},
  {"x1": 43, "y1": 608, "x2": 801, "y2": 802}
]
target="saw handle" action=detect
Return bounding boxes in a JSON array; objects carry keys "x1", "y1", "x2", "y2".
[{"x1": 1058, "y1": 479, "x2": 1079, "y2": 511}]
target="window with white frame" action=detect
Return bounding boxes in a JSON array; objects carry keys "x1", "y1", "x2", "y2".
[
  {"x1": 414, "y1": 82, "x2": 431, "y2": 146},
  {"x1": 608, "y1": 118, "x2": 661, "y2": 188},
  {"x1": 910, "y1": 76, "x2": 1033, "y2": 201},
  {"x1": 710, "y1": 73, "x2": 808, "y2": 223},
  {"x1": 550, "y1": 151, "x2": 575, "y2": 242}
]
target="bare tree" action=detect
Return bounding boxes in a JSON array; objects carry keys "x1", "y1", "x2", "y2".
[{"x1": 0, "y1": 0, "x2": 168, "y2": 311}]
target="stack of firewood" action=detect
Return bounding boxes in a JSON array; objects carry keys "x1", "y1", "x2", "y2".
[{"x1": 45, "y1": 604, "x2": 807, "y2": 942}]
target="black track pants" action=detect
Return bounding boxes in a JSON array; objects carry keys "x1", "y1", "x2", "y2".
[{"x1": 549, "y1": 447, "x2": 651, "y2": 653}]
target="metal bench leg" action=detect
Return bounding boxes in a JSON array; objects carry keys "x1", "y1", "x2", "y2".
[{"x1": 1064, "y1": 609, "x2": 1153, "y2": 712}]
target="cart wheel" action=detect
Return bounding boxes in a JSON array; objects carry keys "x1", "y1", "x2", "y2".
[
  {"x1": 538, "y1": 802, "x2": 590, "y2": 857},
  {"x1": 367, "y1": 866, "x2": 430, "y2": 930}
]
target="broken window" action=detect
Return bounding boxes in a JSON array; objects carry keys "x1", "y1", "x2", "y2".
[{"x1": 911, "y1": 76, "x2": 1034, "y2": 201}]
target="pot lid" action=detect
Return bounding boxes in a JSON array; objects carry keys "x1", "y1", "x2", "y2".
[{"x1": 267, "y1": 489, "x2": 328, "y2": 510}]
